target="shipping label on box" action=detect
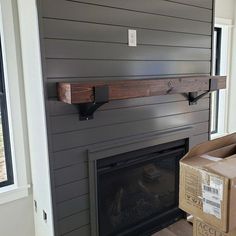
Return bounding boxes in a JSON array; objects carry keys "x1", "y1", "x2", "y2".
[{"x1": 202, "y1": 175, "x2": 224, "y2": 219}]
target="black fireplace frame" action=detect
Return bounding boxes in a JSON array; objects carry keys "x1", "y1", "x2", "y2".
[{"x1": 88, "y1": 126, "x2": 192, "y2": 236}]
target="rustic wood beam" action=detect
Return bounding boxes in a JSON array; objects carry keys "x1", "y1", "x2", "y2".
[{"x1": 57, "y1": 76, "x2": 226, "y2": 105}]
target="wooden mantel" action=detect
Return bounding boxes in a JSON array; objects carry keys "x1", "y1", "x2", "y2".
[
  {"x1": 57, "y1": 75, "x2": 226, "y2": 120},
  {"x1": 58, "y1": 76, "x2": 226, "y2": 104}
]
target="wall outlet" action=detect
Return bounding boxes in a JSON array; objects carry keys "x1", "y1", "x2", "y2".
[
  {"x1": 34, "y1": 200, "x2": 38, "y2": 213},
  {"x1": 128, "y1": 29, "x2": 137, "y2": 47},
  {"x1": 43, "y1": 210, "x2": 48, "y2": 222}
]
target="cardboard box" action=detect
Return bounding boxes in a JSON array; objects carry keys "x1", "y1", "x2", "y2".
[
  {"x1": 179, "y1": 133, "x2": 236, "y2": 232},
  {"x1": 193, "y1": 218, "x2": 236, "y2": 236}
]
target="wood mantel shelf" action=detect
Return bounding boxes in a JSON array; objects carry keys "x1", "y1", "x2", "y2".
[{"x1": 57, "y1": 75, "x2": 227, "y2": 120}]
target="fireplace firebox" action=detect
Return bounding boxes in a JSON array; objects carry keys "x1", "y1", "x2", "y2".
[{"x1": 96, "y1": 139, "x2": 188, "y2": 236}]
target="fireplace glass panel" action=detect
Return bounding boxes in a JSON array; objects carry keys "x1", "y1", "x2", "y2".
[{"x1": 97, "y1": 140, "x2": 187, "y2": 236}]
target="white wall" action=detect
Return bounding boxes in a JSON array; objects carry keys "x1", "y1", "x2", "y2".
[
  {"x1": 0, "y1": 196, "x2": 34, "y2": 236},
  {"x1": 215, "y1": 0, "x2": 235, "y2": 20}
]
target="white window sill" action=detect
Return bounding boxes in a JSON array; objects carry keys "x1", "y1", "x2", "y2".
[
  {"x1": 0, "y1": 184, "x2": 31, "y2": 205},
  {"x1": 211, "y1": 132, "x2": 229, "y2": 140}
]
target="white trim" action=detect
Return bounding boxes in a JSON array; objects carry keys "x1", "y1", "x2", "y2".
[
  {"x1": 0, "y1": 0, "x2": 31, "y2": 203},
  {"x1": 215, "y1": 17, "x2": 233, "y2": 26},
  {"x1": 211, "y1": 132, "x2": 229, "y2": 140},
  {"x1": 17, "y1": 0, "x2": 54, "y2": 235},
  {"x1": 0, "y1": 185, "x2": 30, "y2": 205},
  {"x1": 218, "y1": 19, "x2": 233, "y2": 134}
]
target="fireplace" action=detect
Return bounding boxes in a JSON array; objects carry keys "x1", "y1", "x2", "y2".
[{"x1": 96, "y1": 139, "x2": 188, "y2": 236}]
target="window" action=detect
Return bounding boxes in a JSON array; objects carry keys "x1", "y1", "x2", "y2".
[
  {"x1": 0, "y1": 39, "x2": 13, "y2": 187},
  {"x1": 211, "y1": 19, "x2": 232, "y2": 139},
  {"x1": 0, "y1": 0, "x2": 30, "y2": 204},
  {"x1": 211, "y1": 27, "x2": 222, "y2": 134}
]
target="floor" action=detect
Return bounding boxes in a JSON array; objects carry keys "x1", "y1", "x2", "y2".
[{"x1": 153, "y1": 220, "x2": 192, "y2": 236}]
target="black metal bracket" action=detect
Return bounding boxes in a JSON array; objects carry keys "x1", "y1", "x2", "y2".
[
  {"x1": 188, "y1": 78, "x2": 218, "y2": 106},
  {"x1": 188, "y1": 91, "x2": 209, "y2": 105},
  {"x1": 78, "y1": 85, "x2": 109, "y2": 120}
]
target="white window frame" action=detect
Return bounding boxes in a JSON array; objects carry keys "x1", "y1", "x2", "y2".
[
  {"x1": 211, "y1": 18, "x2": 233, "y2": 140},
  {"x1": 0, "y1": 0, "x2": 30, "y2": 203}
]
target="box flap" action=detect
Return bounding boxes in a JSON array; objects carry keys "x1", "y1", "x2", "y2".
[
  {"x1": 205, "y1": 155, "x2": 236, "y2": 179},
  {"x1": 205, "y1": 144, "x2": 236, "y2": 158},
  {"x1": 181, "y1": 143, "x2": 236, "y2": 169},
  {"x1": 181, "y1": 133, "x2": 236, "y2": 161}
]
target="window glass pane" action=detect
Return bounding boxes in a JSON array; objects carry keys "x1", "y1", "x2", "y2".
[
  {"x1": 211, "y1": 28, "x2": 221, "y2": 135},
  {"x1": 0, "y1": 116, "x2": 7, "y2": 183},
  {"x1": 211, "y1": 91, "x2": 219, "y2": 134}
]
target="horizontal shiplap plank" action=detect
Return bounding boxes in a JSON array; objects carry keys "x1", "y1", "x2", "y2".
[
  {"x1": 66, "y1": 0, "x2": 212, "y2": 22},
  {"x1": 52, "y1": 121, "x2": 209, "y2": 170},
  {"x1": 52, "y1": 111, "x2": 209, "y2": 151},
  {"x1": 43, "y1": 19, "x2": 212, "y2": 49},
  {"x1": 46, "y1": 60, "x2": 211, "y2": 78},
  {"x1": 48, "y1": 94, "x2": 190, "y2": 115},
  {"x1": 45, "y1": 40, "x2": 211, "y2": 61},
  {"x1": 55, "y1": 179, "x2": 89, "y2": 203},
  {"x1": 53, "y1": 148, "x2": 87, "y2": 170},
  {"x1": 189, "y1": 132, "x2": 209, "y2": 147},
  {"x1": 55, "y1": 162, "x2": 88, "y2": 186},
  {"x1": 63, "y1": 225, "x2": 90, "y2": 236},
  {"x1": 48, "y1": 93, "x2": 210, "y2": 114},
  {"x1": 58, "y1": 210, "x2": 90, "y2": 235},
  {"x1": 51, "y1": 98, "x2": 210, "y2": 134},
  {"x1": 42, "y1": 1, "x2": 211, "y2": 35},
  {"x1": 169, "y1": 0, "x2": 213, "y2": 9},
  {"x1": 57, "y1": 194, "x2": 89, "y2": 219}
]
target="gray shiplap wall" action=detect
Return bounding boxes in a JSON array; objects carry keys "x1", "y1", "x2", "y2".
[{"x1": 36, "y1": 0, "x2": 214, "y2": 235}]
